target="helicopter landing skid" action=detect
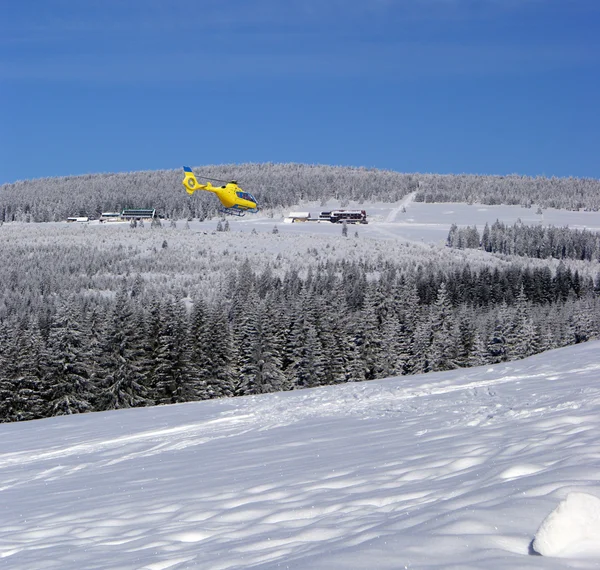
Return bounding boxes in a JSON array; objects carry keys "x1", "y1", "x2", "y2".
[{"x1": 219, "y1": 207, "x2": 246, "y2": 217}]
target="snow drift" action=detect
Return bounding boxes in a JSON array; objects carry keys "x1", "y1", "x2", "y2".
[{"x1": 533, "y1": 492, "x2": 600, "y2": 558}]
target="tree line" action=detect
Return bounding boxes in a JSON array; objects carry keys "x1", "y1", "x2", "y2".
[
  {"x1": 1, "y1": 256, "x2": 597, "y2": 423},
  {"x1": 447, "y1": 221, "x2": 600, "y2": 262},
  {"x1": 2, "y1": 164, "x2": 600, "y2": 224},
  {"x1": 415, "y1": 173, "x2": 600, "y2": 211}
]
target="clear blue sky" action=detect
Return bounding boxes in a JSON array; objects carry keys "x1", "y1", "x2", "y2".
[{"x1": 1, "y1": 0, "x2": 599, "y2": 184}]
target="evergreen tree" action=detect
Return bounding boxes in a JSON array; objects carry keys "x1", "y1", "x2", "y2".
[
  {"x1": 481, "y1": 223, "x2": 491, "y2": 251},
  {"x1": 153, "y1": 300, "x2": 194, "y2": 404},
  {"x1": 234, "y1": 292, "x2": 262, "y2": 395},
  {"x1": 12, "y1": 317, "x2": 50, "y2": 420},
  {"x1": 254, "y1": 298, "x2": 288, "y2": 392},
  {"x1": 455, "y1": 307, "x2": 478, "y2": 367},
  {"x1": 411, "y1": 316, "x2": 432, "y2": 375},
  {"x1": 296, "y1": 322, "x2": 328, "y2": 388},
  {"x1": 319, "y1": 284, "x2": 353, "y2": 384},
  {"x1": 380, "y1": 312, "x2": 404, "y2": 377},
  {"x1": 467, "y1": 331, "x2": 489, "y2": 367},
  {"x1": 0, "y1": 319, "x2": 26, "y2": 421},
  {"x1": 45, "y1": 298, "x2": 94, "y2": 415},
  {"x1": 285, "y1": 291, "x2": 327, "y2": 388},
  {"x1": 187, "y1": 298, "x2": 211, "y2": 400},
  {"x1": 569, "y1": 299, "x2": 596, "y2": 344},
  {"x1": 281, "y1": 300, "x2": 304, "y2": 387},
  {"x1": 343, "y1": 312, "x2": 368, "y2": 382},
  {"x1": 517, "y1": 318, "x2": 540, "y2": 358},
  {"x1": 200, "y1": 303, "x2": 235, "y2": 397},
  {"x1": 511, "y1": 287, "x2": 537, "y2": 359},
  {"x1": 95, "y1": 290, "x2": 150, "y2": 411},
  {"x1": 360, "y1": 281, "x2": 385, "y2": 380},
  {"x1": 394, "y1": 276, "x2": 421, "y2": 375},
  {"x1": 429, "y1": 282, "x2": 459, "y2": 372},
  {"x1": 487, "y1": 302, "x2": 511, "y2": 363}
]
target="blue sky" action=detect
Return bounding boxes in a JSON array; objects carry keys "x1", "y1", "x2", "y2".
[{"x1": 1, "y1": 0, "x2": 599, "y2": 184}]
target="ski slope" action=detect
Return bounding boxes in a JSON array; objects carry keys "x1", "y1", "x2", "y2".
[{"x1": 1, "y1": 342, "x2": 600, "y2": 569}]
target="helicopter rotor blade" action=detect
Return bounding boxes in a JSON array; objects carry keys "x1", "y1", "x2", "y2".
[{"x1": 194, "y1": 172, "x2": 235, "y2": 184}]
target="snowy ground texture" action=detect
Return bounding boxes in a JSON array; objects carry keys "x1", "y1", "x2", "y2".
[{"x1": 1, "y1": 341, "x2": 600, "y2": 569}]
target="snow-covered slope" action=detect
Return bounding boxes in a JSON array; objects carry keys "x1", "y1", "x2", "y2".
[{"x1": 2, "y1": 342, "x2": 600, "y2": 569}]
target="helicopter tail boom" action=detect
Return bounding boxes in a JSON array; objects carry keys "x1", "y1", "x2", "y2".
[{"x1": 183, "y1": 166, "x2": 216, "y2": 195}]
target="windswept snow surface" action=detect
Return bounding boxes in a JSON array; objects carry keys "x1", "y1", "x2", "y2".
[{"x1": 2, "y1": 342, "x2": 600, "y2": 569}]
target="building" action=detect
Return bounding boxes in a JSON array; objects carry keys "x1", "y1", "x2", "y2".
[
  {"x1": 121, "y1": 209, "x2": 156, "y2": 221},
  {"x1": 99, "y1": 212, "x2": 123, "y2": 222},
  {"x1": 100, "y1": 209, "x2": 157, "y2": 223},
  {"x1": 284, "y1": 211, "x2": 312, "y2": 223}
]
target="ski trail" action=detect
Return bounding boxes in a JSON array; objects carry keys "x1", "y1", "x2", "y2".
[
  {"x1": 367, "y1": 219, "x2": 430, "y2": 248},
  {"x1": 385, "y1": 191, "x2": 416, "y2": 223}
]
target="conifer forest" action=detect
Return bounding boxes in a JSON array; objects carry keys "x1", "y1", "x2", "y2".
[{"x1": 1, "y1": 164, "x2": 600, "y2": 423}]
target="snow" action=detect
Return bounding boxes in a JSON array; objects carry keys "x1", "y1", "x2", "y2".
[
  {"x1": 72, "y1": 195, "x2": 600, "y2": 248},
  {"x1": 256, "y1": 197, "x2": 600, "y2": 244},
  {"x1": 2, "y1": 342, "x2": 600, "y2": 569},
  {"x1": 4, "y1": 196, "x2": 600, "y2": 568},
  {"x1": 533, "y1": 493, "x2": 600, "y2": 558}
]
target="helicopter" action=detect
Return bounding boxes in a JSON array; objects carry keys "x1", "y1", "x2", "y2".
[{"x1": 182, "y1": 167, "x2": 259, "y2": 216}]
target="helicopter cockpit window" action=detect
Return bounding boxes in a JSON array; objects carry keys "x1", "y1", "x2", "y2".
[{"x1": 237, "y1": 191, "x2": 256, "y2": 202}]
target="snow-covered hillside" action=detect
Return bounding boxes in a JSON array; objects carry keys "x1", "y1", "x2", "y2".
[{"x1": 1, "y1": 342, "x2": 600, "y2": 569}]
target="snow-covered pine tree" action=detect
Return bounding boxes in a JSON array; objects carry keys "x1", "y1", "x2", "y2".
[
  {"x1": 313, "y1": 284, "x2": 349, "y2": 385},
  {"x1": 153, "y1": 299, "x2": 194, "y2": 404},
  {"x1": 95, "y1": 289, "x2": 150, "y2": 411},
  {"x1": 11, "y1": 317, "x2": 49, "y2": 420},
  {"x1": 359, "y1": 281, "x2": 385, "y2": 380},
  {"x1": 429, "y1": 282, "x2": 459, "y2": 372},
  {"x1": 0, "y1": 318, "x2": 23, "y2": 422},
  {"x1": 200, "y1": 303, "x2": 236, "y2": 398},
  {"x1": 288, "y1": 291, "x2": 328, "y2": 388},
  {"x1": 394, "y1": 275, "x2": 421, "y2": 375},
  {"x1": 187, "y1": 298, "x2": 211, "y2": 400},
  {"x1": 234, "y1": 291, "x2": 262, "y2": 395},
  {"x1": 379, "y1": 311, "x2": 404, "y2": 377},
  {"x1": 486, "y1": 301, "x2": 511, "y2": 363},
  {"x1": 45, "y1": 297, "x2": 94, "y2": 415},
  {"x1": 467, "y1": 330, "x2": 489, "y2": 367},
  {"x1": 411, "y1": 316, "x2": 432, "y2": 375},
  {"x1": 254, "y1": 297, "x2": 288, "y2": 393}
]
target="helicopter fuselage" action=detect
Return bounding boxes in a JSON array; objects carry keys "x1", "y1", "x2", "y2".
[{"x1": 182, "y1": 167, "x2": 258, "y2": 213}]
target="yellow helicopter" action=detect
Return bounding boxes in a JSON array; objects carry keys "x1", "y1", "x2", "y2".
[{"x1": 182, "y1": 167, "x2": 259, "y2": 216}]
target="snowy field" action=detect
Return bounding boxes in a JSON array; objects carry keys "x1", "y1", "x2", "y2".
[
  {"x1": 62, "y1": 196, "x2": 600, "y2": 247},
  {"x1": 210, "y1": 197, "x2": 600, "y2": 245},
  {"x1": 1, "y1": 342, "x2": 600, "y2": 569}
]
